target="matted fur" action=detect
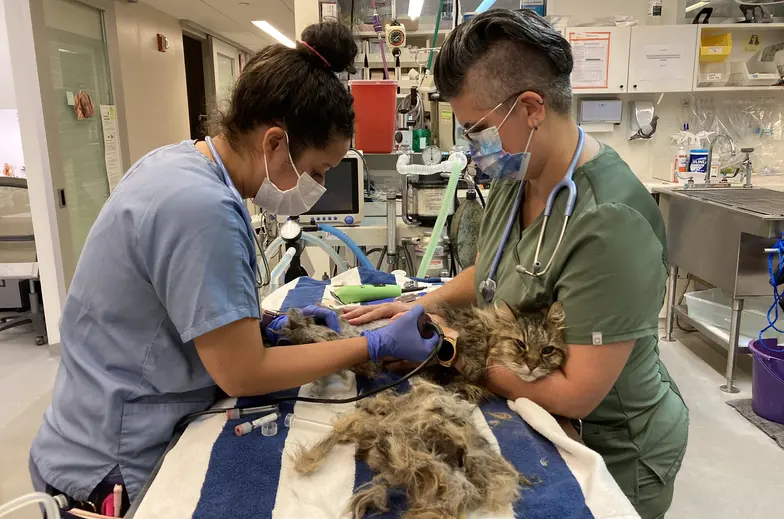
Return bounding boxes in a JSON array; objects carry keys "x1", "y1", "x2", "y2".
[
  {"x1": 293, "y1": 380, "x2": 527, "y2": 519},
  {"x1": 276, "y1": 302, "x2": 567, "y2": 518}
]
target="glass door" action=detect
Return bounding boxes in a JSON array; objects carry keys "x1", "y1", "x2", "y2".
[
  {"x1": 41, "y1": 0, "x2": 113, "y2": 285},
  {"x1": 210, "y1": 37, "x2": 241, "y2": 106}
]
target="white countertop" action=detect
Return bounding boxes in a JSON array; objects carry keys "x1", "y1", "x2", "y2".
[{"x1": 644, "y1": 178, "x2": 784, "y2": 193}]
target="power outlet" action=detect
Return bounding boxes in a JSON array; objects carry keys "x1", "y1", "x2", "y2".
[{"x1": 680, "y1": 98, "x2": 690, "y2": 109}]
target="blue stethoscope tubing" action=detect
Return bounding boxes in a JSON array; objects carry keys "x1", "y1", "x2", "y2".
[
  {"x1": 480, "y1": 126, "x2": 586, "y2": 303},
  {"x1": 205, "y1": 137, "x2": 270, "y2": 308}
]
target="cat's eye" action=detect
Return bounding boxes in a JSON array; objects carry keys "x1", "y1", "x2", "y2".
[
  {"x1": 515, "y1": 340, "x2": 527, "y2": 352},
  {"x1": 542, "y1": 346, "x2": 556, "y2": 355}
]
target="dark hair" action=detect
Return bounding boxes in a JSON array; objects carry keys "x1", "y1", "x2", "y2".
[
  {"x1": 433, "y1": 10, "x2": 573, "y2": 115},
  {"x1": 217, "y1": 22, "x2": 357, "y2": 158}
]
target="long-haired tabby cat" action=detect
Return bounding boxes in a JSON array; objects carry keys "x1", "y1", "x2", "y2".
[{"x1": 278, "y1": 300, "x2": 567, "y2": 402}]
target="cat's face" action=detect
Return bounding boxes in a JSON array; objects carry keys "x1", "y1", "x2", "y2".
[{"x1": 483, "y1": 301, "x2": 567, "y2": 382}]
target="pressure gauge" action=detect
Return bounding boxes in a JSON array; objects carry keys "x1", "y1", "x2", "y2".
[
  {"x1": 386, "y1": 24, "x2": 406, "y2": 48},
  {"x1": 422, "y1": 145, "x2": 442, "y2": 166},
  {"x1": 280, "y1": 219, "x2": 302, "y2": 242}
]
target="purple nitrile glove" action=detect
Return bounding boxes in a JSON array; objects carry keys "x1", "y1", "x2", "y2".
[
  {"x1": 265, "y1": 306, "x2": 341, "y2": 345},
  {"x1": 300, "y1": 305, "x2": 341, "y2": 333},
  {"x1": 265, "y1": 315, "x2": 291, "y2": 344},
  {"x1": 361, "y1": 304, "x2": 439, "y2": 363}
]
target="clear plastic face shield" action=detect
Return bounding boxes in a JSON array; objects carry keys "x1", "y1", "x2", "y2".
[{"x1": 461, "y1": 92, "x2": 536, "y2": 182}]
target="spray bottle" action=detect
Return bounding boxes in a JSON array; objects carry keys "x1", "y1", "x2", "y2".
[{"x1": 671, "y1": 124, "x2": 690, "y2": 182}]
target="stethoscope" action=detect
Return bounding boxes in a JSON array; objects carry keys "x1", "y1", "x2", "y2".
[
  {"x1": 479, "y1": 126, "x2": 586, "y2": 303},
  {"x1": 205, "y1": 137, "x2": 270, "y2": 312}
]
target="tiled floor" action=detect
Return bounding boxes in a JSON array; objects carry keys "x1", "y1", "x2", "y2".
[
  {"x1": 0, "y1": 325, "x2": 781, "y2": 518},
  {"x1": 0, "y1": 324, "x2": 59, "y2": 519}
]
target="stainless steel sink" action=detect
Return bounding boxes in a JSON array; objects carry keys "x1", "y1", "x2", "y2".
[
  {"x1": 655, "y1": 187, "x2": 784, "y2": 393},
  {"x1": 669, "y1": 187, "x2": 784, "y2": 219}
]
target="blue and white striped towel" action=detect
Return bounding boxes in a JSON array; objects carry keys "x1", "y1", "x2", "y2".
[{"x1": 133, "y1": 269, "x2": 638, "y2": 519}]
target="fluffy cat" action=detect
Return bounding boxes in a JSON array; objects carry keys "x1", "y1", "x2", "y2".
[
  {"x1": 277, "y1": 300, "x2": 568, "y2": 402},
  {"x1": 279, "y1": 302, "x2": 566, "y2": 518}
]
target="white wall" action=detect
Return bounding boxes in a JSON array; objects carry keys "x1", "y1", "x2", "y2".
[
  {"x1": 0, "y1": 3, "x2": 24, "y2": 176},
  {"x1": 573, "y1": 93, "x2": 692, "y2": 183},
  {"x1": 0, "y1": 3, "x2": 15, "y2": 109},
  {"x1": 110, "y1": 2, "x2": 190, "y2": 164},
  {"x1": 0, "y1": 110, "x2": 26, "y2": 176},
  {"x1": 549, "y1": 0, "x2": 679, "y2": 25},
  {"x1": 294, "y1": 0, "x2": 320, "y2": 39}
]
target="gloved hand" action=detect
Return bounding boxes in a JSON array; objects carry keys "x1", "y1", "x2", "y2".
[
  {"x1": 301, "y1": 305, "x2": 341, "y2": 333},
  {"x1": 265, "y1": 306, "x2": 341, "y2": 344},
  {"x1": 362, "y1": 305, "x2": 439, "y2": 363}
]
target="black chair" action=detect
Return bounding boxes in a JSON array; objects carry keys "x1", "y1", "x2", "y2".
[{"x1": 0, "y1": 177, "x2": 47, "y2": 345}]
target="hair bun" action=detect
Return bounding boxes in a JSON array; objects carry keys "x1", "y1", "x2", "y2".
[{"x1": 300, "y1": 22, "x2": 358, "y2": 74}]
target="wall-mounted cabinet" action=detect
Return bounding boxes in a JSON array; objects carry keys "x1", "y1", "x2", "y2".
[
  {"x1": 565, "y1": 26, "x2": 630, "y2": 94},
  {"x1": 693, "y1": 24, "x2": 784, "y2": 92},
  {"x1": 568, "y1": 23, "x2": 784, "y2": 96},
  {"x1": 627, "y1": 25, "x2": 698, "y2": 93}
]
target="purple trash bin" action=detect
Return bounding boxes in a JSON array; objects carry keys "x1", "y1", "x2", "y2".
[{"x1": 749, "y1": 339, "x2": 784, "y2": 424}]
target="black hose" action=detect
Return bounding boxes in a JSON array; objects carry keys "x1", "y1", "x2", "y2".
[
  {"x1": 474, "y1": 180, "x2": 486, "y2": 208},
  {"x1": 376, "y1": 246, "x2": 388, "y2": 271},
  {"x1": 403, "y1": 243, "x2": 416, "y2": 275},
  {"x1": 176, "y1": 322, "x2": 445, "y2": 431},
  {"x1": 363, "y1": 247, "x2": 387, "y2": 271},
  {"x1": 332, "y1": 246, "x2": 341, "y2": 278},
  {"x1": 676, "y1": 274, "x2": 697, "y2": 333}
]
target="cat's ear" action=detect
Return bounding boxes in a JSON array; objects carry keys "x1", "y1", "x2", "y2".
[
  {"x1": 546, "y1": 301, "x2": 565, "y2": 327},
  {"x1": 494, "y1": 299, "x2": 516, "y2": 320}
]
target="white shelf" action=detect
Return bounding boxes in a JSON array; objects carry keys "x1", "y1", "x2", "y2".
[
  {"x1": 356, "y1": 59, "x2": 420, "y2": 67},
  {"x1": 698, "y1": 23, "x2": 784, "y2": 30},
  {"x1": 693, "y1": 85, "x2": 784, "y2": 92},
  {"x1": 355, "y1": 29, "x2": 450, "y2": 38}
]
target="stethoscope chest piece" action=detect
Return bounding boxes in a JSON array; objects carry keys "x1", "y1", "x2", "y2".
[{"x1": 479, "y1": 278, "x2": 496, "y2": 303}]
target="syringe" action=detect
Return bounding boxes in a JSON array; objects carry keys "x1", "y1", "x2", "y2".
[
  {"x1": 284, "y1": 413, "x2": 334, "y2": 431},
  {"x1": 226, "y1": 404, "x2": 278, "y2": 420}
]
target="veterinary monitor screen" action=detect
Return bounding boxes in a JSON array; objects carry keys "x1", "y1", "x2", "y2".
[{"x1": 299, "y1": 155, "x2": 364, "y2": 225}]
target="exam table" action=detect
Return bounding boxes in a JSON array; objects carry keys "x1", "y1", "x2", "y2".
[
  {"x1": 0, "y1": 177, "x2": 46, "y2": 345},
  {"x1": 127, "y1": 269, "x2": 638, "y2": 519}
]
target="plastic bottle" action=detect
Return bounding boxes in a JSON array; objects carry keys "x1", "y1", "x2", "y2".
[{"x1": 676, "y1": 146, "x2": 688, "y2": 178}]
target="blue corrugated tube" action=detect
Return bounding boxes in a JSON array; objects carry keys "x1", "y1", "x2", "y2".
[{"x1": 317, "y1": 223, "x2": 374, "y2": 270}]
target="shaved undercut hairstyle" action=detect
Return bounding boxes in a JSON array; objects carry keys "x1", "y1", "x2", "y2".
[{"x1": 433, "y1": 9, "x2": 573, "y2": 116}]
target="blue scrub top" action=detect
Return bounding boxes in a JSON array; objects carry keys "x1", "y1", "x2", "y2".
[{"x1": 31, "y1": 141, "x2": 260, "y2": 501}]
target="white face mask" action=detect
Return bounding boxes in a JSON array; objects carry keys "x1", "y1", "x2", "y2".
[{"x1": 253, "y1": 133, "x2": 327, "y2": 216}]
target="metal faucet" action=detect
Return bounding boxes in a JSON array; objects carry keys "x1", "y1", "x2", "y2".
[{"x1": 706, "y1": 133, "x2": 737, "y2": 185}]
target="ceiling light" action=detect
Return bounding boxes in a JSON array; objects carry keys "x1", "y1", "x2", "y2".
[
  {"x1": 408, "y1": 0, "x2": 424, "y2": 19},
  {"x1": 475, "y1": 0, "x2": 497, "y2": 14},
  {"x1": 685, "y1": 1, "x2": 710, "y2": 13},
  {"x1": 252, "y1": 21, "x2": 295, "y2": 48}
]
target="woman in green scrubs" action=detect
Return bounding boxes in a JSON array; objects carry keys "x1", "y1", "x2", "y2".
[{"x1": 343, "y1": 10, "x2": 688, "y2": 519}]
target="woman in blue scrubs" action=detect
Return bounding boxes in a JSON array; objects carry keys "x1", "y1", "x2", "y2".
[{"x1": 29, "y1": 22, "x2": 437, "y2": 513}]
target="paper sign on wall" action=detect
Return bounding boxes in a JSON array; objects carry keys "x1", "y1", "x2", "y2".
[
  {"x1": 641, "y1": 45, "x2": 687, "y2": 81},
  {"x1": 569, "y1": 32, "x2": 610, "y2": 89},
  {"x1": 99, "y1": 105, "x2": 124, "y2": 192}
]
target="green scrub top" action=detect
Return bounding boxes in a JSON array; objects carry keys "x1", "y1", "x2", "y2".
[{"x1": 474, "y1": 144, "x2": 689, "y2": 514}]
